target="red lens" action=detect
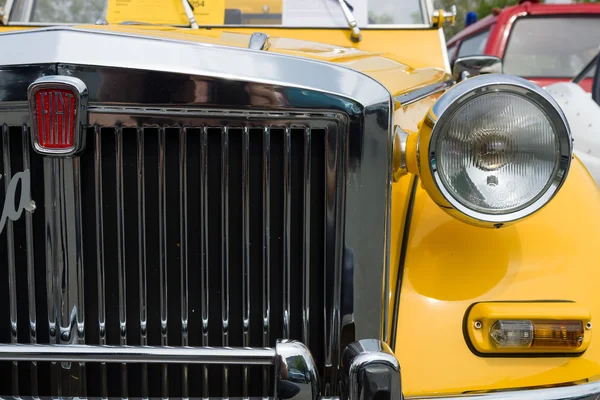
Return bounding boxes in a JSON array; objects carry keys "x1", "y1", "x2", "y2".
[{"x1": 34, "y1": 88, "x2": 77, "y2": 149}]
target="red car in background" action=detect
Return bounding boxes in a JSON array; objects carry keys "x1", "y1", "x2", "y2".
[{"x1": 446, "y1": 1, "x2": 600, "y2": 92}]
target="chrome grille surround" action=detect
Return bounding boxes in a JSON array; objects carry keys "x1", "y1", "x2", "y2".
[{"x1": 0, "y1": 27, "x2": 393, "y2": 398}]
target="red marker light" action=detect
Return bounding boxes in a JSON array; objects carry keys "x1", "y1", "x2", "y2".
[
  {"x1": 28, "y1": 76, "x2": 88, "y2": 156},
  {"x1": 34, "y1": 88, "x2": 77, "y2": 149}
]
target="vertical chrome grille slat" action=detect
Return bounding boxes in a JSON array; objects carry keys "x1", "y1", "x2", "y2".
[
  {"x1": 43, "y1": 155, "x2": 58, "y2": 395},
  {"x1": 73, "y1": 155, "x2": 87, "y2": 397},
  {"x1": 324, "y1": 127, "x2": 342, "y2": 395},
  {"x1": 116, "y1": 127, "x2": 127, "y2": 346},
  {"x1": 242, "y1": 126, "x2": 251, "y2": 399},
  {"x1": 283, "y1": 127, "x2": 291, "y2": 340},
  {"x1": 221, "y1": 126, "x2": 230, "y2": 399},
  {"x1": 158, "y1": 126, "x2": 169, "y2": 399},
  {"x1": 22, "y1": 126, "x2": 39, "y2": 396},
  {"x1": 179, "y1": 127, "x2": 190, "y2": 399},
  {"x1": 137, "y1": 127, "x2": 148, "y2": 399},
  {"x1": 2, "y1": 124, "x2": 19, "y2": 395},
  {"x1": 200, "y1": 127, "x2": 209, "y2": 399},
  {"x1": 93, "y1": 125, "x2": 108, "y2": 399},
  {"x1": 115, "y1": 126, "x2": 129, "y2": 398},
  {"x1": 44, "y1": 154, "x2": 86, "y2": 396},
  {"x1": 262, "y1": 127, "x2": 271, "y2": 399},
  {"x1": 302, "y1": 128, "x2": 311, "y2": 347},
  {"x1": 333, "y1": 128, "x2": 346, "y2": 398},
  {"x1": 57, "y1": 161, "x2": 67, "y2": 351}
]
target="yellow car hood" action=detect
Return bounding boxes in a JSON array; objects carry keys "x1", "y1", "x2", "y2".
[{"x1": 64, "y1": 24, "x2": 452, "y2": 98}]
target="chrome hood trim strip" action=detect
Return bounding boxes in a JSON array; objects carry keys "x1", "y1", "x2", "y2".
[{"x1": 0, "y1": 27, "x2": 389, "y2": 106}]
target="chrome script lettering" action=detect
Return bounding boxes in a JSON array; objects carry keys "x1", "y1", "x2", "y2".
[{"x1": 0, "y1": 169, "x2": 34, "y2": 235}]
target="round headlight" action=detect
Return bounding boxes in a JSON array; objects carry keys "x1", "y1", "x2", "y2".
[{"x1": 422, "y1": 74, "x2": 572, "y2": 226}]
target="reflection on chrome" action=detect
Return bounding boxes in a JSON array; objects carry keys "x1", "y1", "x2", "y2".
[
  {"x1": 276, "y1": 340, "x2": 320, "y2": 400},
  {"x1": 341, "y1": 339, "x2": 401, "y2": 400}
]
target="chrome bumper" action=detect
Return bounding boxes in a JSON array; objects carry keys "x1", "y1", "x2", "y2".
[
  {"x1": 1, "y1": 340, "x2": 596, "y2": 400},
  {"x1": 406, "y1": 380, "x2": 600, "y2": 400},
  {"x1": 0, "y1": 339, "x2": 400, "y2": 400}
]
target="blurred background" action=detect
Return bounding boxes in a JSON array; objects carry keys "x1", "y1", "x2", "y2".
[{"x1": 434, "y1": 0, "x2": 599, "y2": 39}]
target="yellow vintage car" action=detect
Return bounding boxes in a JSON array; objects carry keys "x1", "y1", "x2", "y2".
[{"x1": 0, "y1": 0, "x2": 599, "y2": 398}]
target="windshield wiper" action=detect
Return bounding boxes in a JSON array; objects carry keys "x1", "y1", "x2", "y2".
[
  {"x1": 334, "y1": 0, "x2": 361, "y2": 42},
  {"x1": 182, "y1": 0, "x2": 199, "y2": 29},
  {"x1": 341, "y1": 0, "x2": 354, "y2": 11}
]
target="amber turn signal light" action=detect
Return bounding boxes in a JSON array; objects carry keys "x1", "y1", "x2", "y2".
[
  {"x1": 490, "y1": 320, "x2": 584, "y2": 349},
  {"x1": 466, "y1": 302, "x2": 591, "y2": 356}
]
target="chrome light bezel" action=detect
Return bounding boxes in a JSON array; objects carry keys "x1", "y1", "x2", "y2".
[
  {"x1": 427, "y1": 74, "x2": 572, "y2": 224},
  {"x1": 27, "y1": 75, "x2": 89, "y2": 157}
]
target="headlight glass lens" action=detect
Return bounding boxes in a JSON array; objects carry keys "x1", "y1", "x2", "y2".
[{"x1": 436, "y1": 92, "x2": 559, "y2": 214}]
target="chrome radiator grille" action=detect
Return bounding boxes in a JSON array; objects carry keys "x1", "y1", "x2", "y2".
[
  {"x1": 0, "y1": 26, "x2": 394, "y2": 400},
  {"x1": 0, "y1": 113, "x2": 342, "y2": 397}
]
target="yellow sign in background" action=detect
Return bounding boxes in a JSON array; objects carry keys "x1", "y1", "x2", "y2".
[{"x1": 106, "y1": 0, "x2": 225, "y2": 25}]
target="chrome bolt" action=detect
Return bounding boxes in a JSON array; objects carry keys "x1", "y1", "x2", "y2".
[
  {"x1": 474, "y1": 321, "x2": 482, "y2": 329},
  {"x1": 586, "y1": 322, "x2": 593, "y2": 330}
]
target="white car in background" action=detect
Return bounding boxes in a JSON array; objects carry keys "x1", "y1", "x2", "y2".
[{"x1": 545, "y1": 51, "x2": 600, "y2": 187}]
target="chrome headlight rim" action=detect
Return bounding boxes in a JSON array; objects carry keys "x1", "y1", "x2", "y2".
[{"x1": 427, "y1": 74, "x2": 572, "y2": 224}]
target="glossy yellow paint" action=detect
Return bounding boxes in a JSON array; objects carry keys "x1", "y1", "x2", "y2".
[
  {"x1": 387, "y1": 175, "x2": 416, "y2": 336},
  {"x1": 388, "y1": 94, "x2": 442, "y2": 339},
  {"x1": 394, "y1": 157, "x2": 600, "y2": 396},
  {"x1": 93, "y1": 25, "x2": 448, "y2": 90},
  {"x1": 0, "y1": 26, "x2": 34, "y2": 32},
  {"x1": 466, "y1": 302, "x2": 592, "y2": 355},
  {"x1": 390, "y1": 85, "x2": 600, "y2": 393}
]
